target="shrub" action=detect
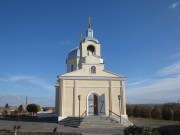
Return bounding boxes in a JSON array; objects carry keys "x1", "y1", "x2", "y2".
[
  {"x1": 162, "y1": 104, "x2": 172, "y2": 120},
  {"x1": 175, "y1": 104, "x2": 180, "y2": 110},
  {"x1": 126, "y1": 105, "x2": 134, "y2": 117},
  {"x1": 2, "y1": 110, "x2": 8, "y2": 116},
  {"x1": 173, "y1": 109, "x2": 180, "y2": 121},
  {"x1": 26, "y1": 104, "x2": 41, "y2": 115},
  {"x1": 124, "y1": 125, "x2": 161, "y2": 135},
  {"x1": 151, "y1": 106, "x2": 161, "y2": 119},
  {"x1": 140, "y1": 107, "x2": 151, "y2": 118},
  {"x1": 133, "y1": 106, "x2": 141, "y2": 117},
  {"x1": 0, "y1": 129, "x2": 12, "y2": 134}
]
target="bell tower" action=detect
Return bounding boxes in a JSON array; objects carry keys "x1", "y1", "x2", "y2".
[
  {"x1": 79, "y1": 18, "x2": 102, "y2": 60},
  {"x1": 66, "y1": 18, "x2": 104, "y2": 73},
  {"x1": 78, "y1": 18, "x2": 104, "y2": 71}
]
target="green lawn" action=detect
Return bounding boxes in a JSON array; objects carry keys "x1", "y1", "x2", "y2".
[{"x1": 129, "y1": 117, "x2": 180, "y2": 125}]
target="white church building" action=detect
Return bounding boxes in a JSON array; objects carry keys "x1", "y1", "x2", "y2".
[{"x1": 55, "y1": 20, "x2": 127, "y2": 121}]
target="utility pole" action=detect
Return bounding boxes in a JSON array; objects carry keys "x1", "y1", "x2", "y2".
[{"x1": 26, "y1": 96, "x2": 27, "y2": 106}]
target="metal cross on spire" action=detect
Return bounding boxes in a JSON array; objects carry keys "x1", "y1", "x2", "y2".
[
  {"x1": 80, "y1": 33, "x2": 83, "y2": 42},
  {"x1": 88, "y1": 17, "x2": 91, "y2": 29}
]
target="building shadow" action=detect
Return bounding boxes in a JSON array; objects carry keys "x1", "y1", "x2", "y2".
[
  {"x1": 155, "y1": 125, "x2": 180, "y2": 135},
  {"x1": 0, "y1": 116, "x2": 58, "y2": 123}
]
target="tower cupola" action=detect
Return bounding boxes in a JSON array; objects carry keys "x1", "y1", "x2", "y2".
[{"x1": 83, "y1": 17, "x2": 99, "y2": 43}]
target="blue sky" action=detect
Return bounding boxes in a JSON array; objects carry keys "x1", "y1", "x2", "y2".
[{"x1": 0, "y1": 0, "x2": 180, "y2": 107}]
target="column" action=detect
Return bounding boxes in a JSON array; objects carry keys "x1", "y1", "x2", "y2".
[
  {"x1": 60, "y1": 79, "x2": 64, "y2": 117},
  {"x1": 121, "y1": 80, "x2": 127, "y2": 115},
  {"x1": 55, "y1": 83, "x2": 59, "y2": 116},
  {"x1": 109, "y1": 80, "x2": 112, "y2": 116},
  {"x1": 73, "y1": 80, "x2": 77, "y2": 116}
]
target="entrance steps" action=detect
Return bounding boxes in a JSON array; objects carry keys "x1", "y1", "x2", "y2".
[
  {"x1": 79, "y1": 116, "x2": 124, "y2": 129},
  {"x1": 58, "y1": 116, "x2": 133, "y2": 128}
]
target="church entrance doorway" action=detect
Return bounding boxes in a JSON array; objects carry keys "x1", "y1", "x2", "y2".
[{"x1": 87, "y1": 93, "x2": 105, "y2": 116}]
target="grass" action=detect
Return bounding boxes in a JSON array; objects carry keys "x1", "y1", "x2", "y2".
[
  {"x1": 0, "y1": 129, "x2": 13, "y2": 135},
  {"x1": 129, "y1": 117, "x2": 180, "y2": 125},
  {"x1": 128, "y1": 117, "x2": 180, "y2": 135},
  {"x1": 17, "y1": 132, "x2": 82, "y2": 135}
]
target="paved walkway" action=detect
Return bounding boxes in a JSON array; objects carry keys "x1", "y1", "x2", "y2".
[{"x1": 0, "y1": 117, "x2": 125, "y2": 135}]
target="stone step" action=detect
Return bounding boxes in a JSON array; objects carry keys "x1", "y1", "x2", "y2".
[
  {"x1": 80, "y1": 126, "x2": 124, "y2": 128},
  {"x1": 80, "y1": 124, "x2": 123, "y2": 128},
  {"x1": 59, "y1": 117, "x2": 84, "y2": 128},
  {"x1": 58, "y1": 116, "x2": 132, "y2": 129},
  {"x1": 78, "y1": 116, "x2": 125, "y2": 129},
  {"x1": 110, "y1": 116, "x2": 134, "y2": 127},
  {"x1": 80, "y1": 123, "x2": 123, "y2": 127}
]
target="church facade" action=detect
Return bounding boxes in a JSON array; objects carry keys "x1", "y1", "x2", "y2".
[{"x1": 55, "y1": 20, "x2": 127, "y2": 121}]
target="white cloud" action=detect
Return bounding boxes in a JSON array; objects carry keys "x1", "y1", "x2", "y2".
[
  {"x1": 26, "y1": 77, "x2": 54, "y2": 91},
  {"x1": 169, "y1": 1, "x2": 179, "y2": 9},
  {"x1": 127, "y1": 60, "x2": 180, "y2": 104},
  {"x1": 0, "y1": 78, "x2": 8, "y2": 83},
  {"x1": 126, "y1": 79, "x2": 151, "y2": 86},
  {"x1": 126, "y1": 75, "x2": 180, "y2": 104},
  {"x1": 10, "y1": 75, "x2": 33, "y2": 81},
  {"x1": 157, "y1": 61, "x2": 180, "y2": 76},
  {"x1": 1, "y1": 75, "x2": 54, "y2": 91},
  {"x1": 0, "y1": 75, "x2": 54, "y2": 106},
  {"x1": 168, "y1": 52, "x2": 180, "y2": 59}
]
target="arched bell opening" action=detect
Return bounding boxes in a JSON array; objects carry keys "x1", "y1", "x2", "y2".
[{"x1": 87, "y1": 45, "x2": 95, "y2": 55}]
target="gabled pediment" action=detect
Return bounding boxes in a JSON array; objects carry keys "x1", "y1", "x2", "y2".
[{"x1": 59, "y1": 68, "x2": 126, "y2": 80}]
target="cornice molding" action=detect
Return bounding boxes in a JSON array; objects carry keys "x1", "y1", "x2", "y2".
[
  {"x1": 59, "y1": 76, "x2": 125, "y2": 81},
  {"x1": 64, "y1": 85, "x2": 121, "y2": 88}
]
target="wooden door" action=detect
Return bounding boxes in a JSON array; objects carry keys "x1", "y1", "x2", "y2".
[{"x1": 94, "y1": 95, "x2": 98, "y2": 115}]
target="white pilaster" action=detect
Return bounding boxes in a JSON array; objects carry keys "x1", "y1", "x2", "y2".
[
  {"x1": 73, "y1": 80, "x2": 77, "y2": 116},
  {"x1": 109, "y1": 80, "x2": 112, "y2": 116},
  {"x1": 121, "y1": 81, "x2": 127, "y2": 116},
  {"x1": 60, "y1": 79, "x2": 64, "y2": 117}
]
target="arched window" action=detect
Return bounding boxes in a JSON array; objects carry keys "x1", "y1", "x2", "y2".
[
  {"x1": 91, "y1": 66, "x2": 96, "y2": 74},
  {"x1": 87, "y1": 45, "x2": 95, "y2": 55},
  {"x1": 71, "y1": 64, "x2": 74, "y2": 72}
]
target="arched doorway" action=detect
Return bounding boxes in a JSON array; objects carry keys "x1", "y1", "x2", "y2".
[{"x1": 87, "y1": 93, "x2": 105, "y2": 116}]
